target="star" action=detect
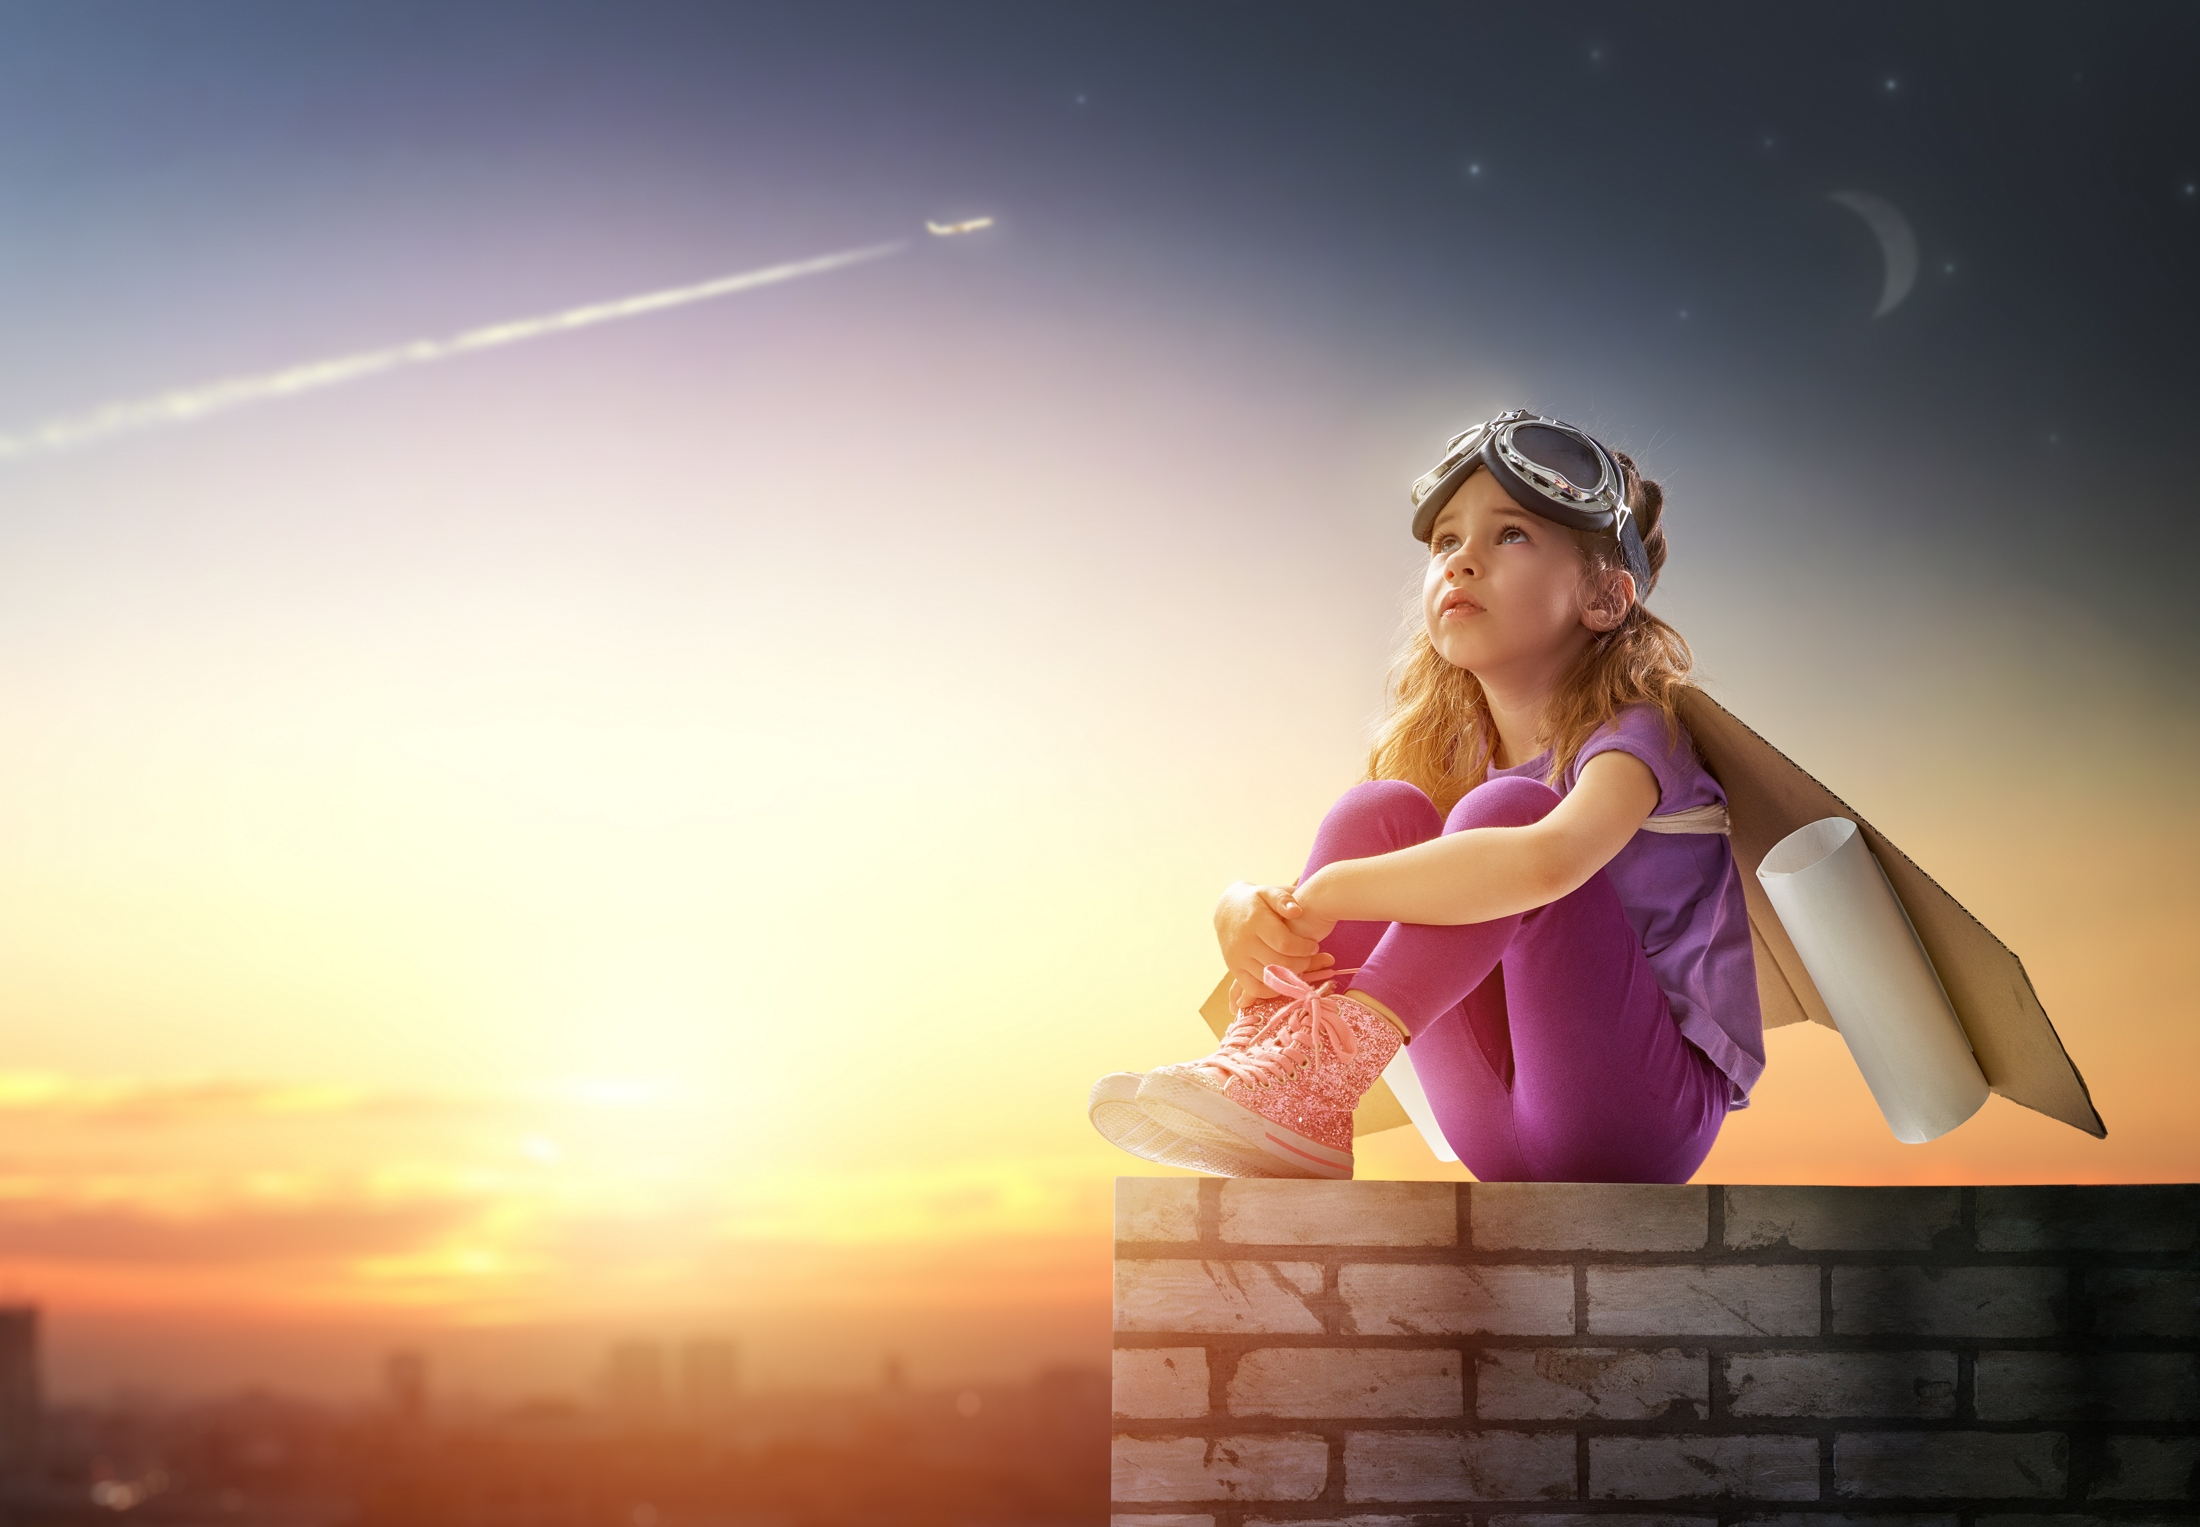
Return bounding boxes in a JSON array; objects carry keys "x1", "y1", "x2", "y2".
[{"x1": 1884, "y1": 76, "x2": 1899, "y2": 92}]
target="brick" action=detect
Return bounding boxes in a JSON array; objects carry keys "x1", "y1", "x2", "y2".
[
  {"x1": 1112, "y1": 1518, "x2": 1214, "y2": 1527},
  {"x1": 1477, "y1": 1347, "x2": 1706, "y2": 1421},
  {"x1": 1975, "y1": 1351, "x2": 2199, "y2": 1423},
  {"x1": 1345, "y1": 1430, "x2": 1576, "y2": 1502},
  {"x1": 1725, "y1": 1350, "x2": 1958, "y2": 1419},
  {"x1": 2090, "y1": 1436, "x2": 2199, "y2": 1501},
  {"x1": 1832, "y1": 1266, "x2": 2061, "y2": 1338},
  {"x1": 1588, "y1": 1266, "x2": 1818, "y2": 1337},
  {"x1": 1114, "y1": 1349, "x2": 1210, "y2": 1418},
  {"x1": 1473, "y1": 1182, "x2": 1707, "y2": 1250},
  {"x1": 1220, "y1": 1180, "x2": 1456, "y2": 1245},
  {"x1": 1116, "y1": 1260, "x2": 1324, "y2": 1334},
  {"x1": 1978, "y1": 1185, "x2": 2200, "y2": 1253},
  {"x1": 1229, "y1": 1348, "x2": 1461, "y2": 1418},
  {"x1": 1724, "y1": 1185, "x2": 1960, "y2": 1250},
  {"x1": 1590, "y1": 1436, "x2": 1819, "y2": 1500},
  {"x1": 1834, "y1": 1432, "x2": 2066, "y2": 1499},
  {"x1": 1111, "y1": 1434, "x2": 1330, "y2": 1503},
  {"x1": 1118, "y1": 1179, "x2": 1201, "y2": 1243},
  {"x1": 1340, "y1": 1262, "x2": 1574, "y2": 1336},
  {"x1": 2092, "y1": 1270, "x2": 2200, "y2": 1338}
]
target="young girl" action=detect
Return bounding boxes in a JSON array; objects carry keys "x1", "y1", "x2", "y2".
[{"x1": 1090, "y1": 409, "x2": 1761, "y2": 1184}]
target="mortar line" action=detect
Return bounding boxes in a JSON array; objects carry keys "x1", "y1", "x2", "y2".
[{"x1": 1321, "y1": 1430, "x2": 1346, "y2": 1507}]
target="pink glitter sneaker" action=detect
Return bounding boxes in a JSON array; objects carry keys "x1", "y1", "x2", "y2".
[
  {"x1": 1087, "y1": 1005, "x2": 1277, "y2": 1171},
  {"x1": 1134, "y1": 966, "x2": 1402, "y2": 1179}
]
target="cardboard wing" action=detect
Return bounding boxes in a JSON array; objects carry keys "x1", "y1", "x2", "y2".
[
  {"x1": 1674, "y1": 686, "x2": 2103, "y2": 1138},
  {"x1": 1194, "y1": 685, "x2": 2104, "y2": 1141}
]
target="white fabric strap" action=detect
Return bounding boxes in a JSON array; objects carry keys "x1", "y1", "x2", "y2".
[{"x1": 1638, "y1": 802, "x2": 1731, "y2": 836}]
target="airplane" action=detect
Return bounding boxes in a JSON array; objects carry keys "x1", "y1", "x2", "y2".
[{"x1": 926, "y1": 216, "x2": 996, "y2": 236}]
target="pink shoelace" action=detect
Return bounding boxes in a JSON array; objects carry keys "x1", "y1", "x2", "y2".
[{"x1": 1194, "y1": 964, "x2": 1365, "y2": 1087}]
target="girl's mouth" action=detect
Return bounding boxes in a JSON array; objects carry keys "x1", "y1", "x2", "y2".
[{"x1": 1439, "y1": 592, "x2": 1483, "y2": 617}]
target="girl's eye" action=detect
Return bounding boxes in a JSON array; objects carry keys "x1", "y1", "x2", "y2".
[
  {"x1": 1432, "y1": 535, "x2": 1460, "y2": 554},
  {"x1": 1498, "y1": 526, "x2": 1527, "y2": 544}
]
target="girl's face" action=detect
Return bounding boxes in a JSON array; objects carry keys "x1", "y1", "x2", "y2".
[{"x1": 1421, "y1": 468, "x2": 1627, "y2": 681}]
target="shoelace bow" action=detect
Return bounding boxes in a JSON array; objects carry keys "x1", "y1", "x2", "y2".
[{"x1": 1196, "y1": 965, "x2": 1365, "y2": 1087}]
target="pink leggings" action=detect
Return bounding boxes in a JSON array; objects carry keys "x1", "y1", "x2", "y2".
[{"x1": 1307, "y1": 777, "x2": 1728, "y2": 1184}]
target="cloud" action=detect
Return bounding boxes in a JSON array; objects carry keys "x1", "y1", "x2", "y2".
[
  {"x1": 0, "y1": 1196, "x2": 479, "y2": 1264},
  {"x1": 0, "y1": 1071, "x2": 467, "y2": 1125}
]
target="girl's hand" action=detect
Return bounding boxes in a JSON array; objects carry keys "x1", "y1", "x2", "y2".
[{"x1": 1214, "y1": 881, "x2": 1339, "y2": 1010}]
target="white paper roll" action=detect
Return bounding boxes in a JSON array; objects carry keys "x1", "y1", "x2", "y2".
[{"x1": 1757, "y1": 817, "x2": 1989, "y2": 1143}]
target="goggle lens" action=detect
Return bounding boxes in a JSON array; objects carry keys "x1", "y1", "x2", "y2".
[{"x1": 1506, "y1": 424, "x2": 1605, "y2": 498}]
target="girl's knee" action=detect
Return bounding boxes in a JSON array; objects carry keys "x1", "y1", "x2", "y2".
[
  {"x1": 1446, "y1": 774, "x2": 1562, "y2": 832},
  {"x1": 1325, "y1": 779, "x2": 1443, "y2": 839}
]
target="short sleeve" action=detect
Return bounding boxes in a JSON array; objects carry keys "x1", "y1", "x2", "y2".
[{"x1": 1566, "y1": 705, "x2": 1708, "y2": 814}]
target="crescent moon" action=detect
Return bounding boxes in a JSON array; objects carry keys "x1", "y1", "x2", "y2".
[{"x1": 1827, "y1": 190, "x2": 1919, "y2": 318}]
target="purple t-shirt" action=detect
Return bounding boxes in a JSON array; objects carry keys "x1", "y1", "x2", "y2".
[{"x1": 1488, "y1": 704, "x2": 1765, "y2": 1106}]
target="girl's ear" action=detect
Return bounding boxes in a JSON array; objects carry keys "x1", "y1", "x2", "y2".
[{"x1": 1580, "y1": 568, "x2": 1637, "y2": 632}]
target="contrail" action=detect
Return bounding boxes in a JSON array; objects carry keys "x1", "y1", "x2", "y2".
[{"x1": 0, "y1": 238, "x2": 907, "y2": 461}]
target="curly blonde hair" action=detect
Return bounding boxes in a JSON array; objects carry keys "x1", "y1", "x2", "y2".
[{"x1": 1364, "y1": 445, "x2": 1693, "y2": 816}]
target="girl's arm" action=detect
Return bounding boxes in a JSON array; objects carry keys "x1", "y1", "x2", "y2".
[{"x1": 1295, "y1": 751, "x2": 1661, "y2": 929}]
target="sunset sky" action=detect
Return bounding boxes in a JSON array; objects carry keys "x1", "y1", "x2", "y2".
[{"x1": 0, "y1": 2, "x2": 2195, "y2": 1402}]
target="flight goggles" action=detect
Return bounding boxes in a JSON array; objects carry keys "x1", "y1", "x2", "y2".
[{"x1": 1409, "y1": 409, "x2": 1653, "y2": 598}]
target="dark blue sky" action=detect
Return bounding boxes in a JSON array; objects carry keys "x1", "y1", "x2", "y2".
[{"x1": 4, "y1": 2, "x2": 2196, "y2": 655}]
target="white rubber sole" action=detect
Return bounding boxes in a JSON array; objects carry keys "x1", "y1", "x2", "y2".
[
  {"x1": 1089, "y1": 1072, "x2": 1169, "y2": 1157},
  {"x1": 1089, "y1": 1071, "x2": 1291, "y2": 1177},
  {"x1": 1134, "y1": 1069, "x2": 1354, "y2": 1180}
]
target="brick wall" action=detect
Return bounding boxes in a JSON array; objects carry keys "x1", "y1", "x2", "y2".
[{"x1": 1111, "y1": 1180, "x2": 2198, "y2": 1526}]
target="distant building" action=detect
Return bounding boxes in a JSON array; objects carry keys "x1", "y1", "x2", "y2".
[
  {"x1": 0, "y1": 1306, "x2": 36, "y2": 1480},
  {"x1": 603, "y1": 1341, "x2": 667, "y2": 1425},
  {"x1": 678, "y1": 1339, "x2": 737, "y2": 1430},
  {"x1": 384, "y1": 1347, "x2": 428, "y2": 1424}
]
